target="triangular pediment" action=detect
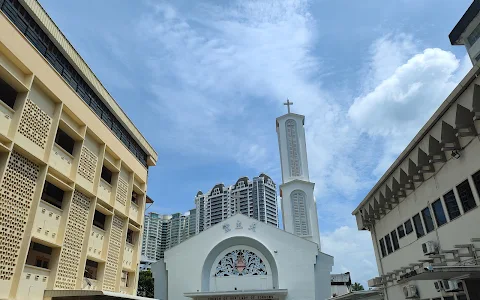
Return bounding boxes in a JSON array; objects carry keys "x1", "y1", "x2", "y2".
[{"x1": 165, "y1": 213, "x2": 320, "y2": 255}]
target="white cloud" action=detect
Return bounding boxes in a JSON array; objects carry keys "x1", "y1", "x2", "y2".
[
  {"x1": 349, "y1": 35, "x2": 471, "y2": 175},
  {"x1": 322, "y1": 226, "x2": 377, "y2": 287}
]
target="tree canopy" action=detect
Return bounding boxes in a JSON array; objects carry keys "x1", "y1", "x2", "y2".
[{"x1": 137, "y1": 270, "x2": 154, "y2": 298}]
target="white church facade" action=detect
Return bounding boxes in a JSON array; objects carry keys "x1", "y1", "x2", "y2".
[{"x1": 152, "y1": 102, "x2": 334, "y2": 300}]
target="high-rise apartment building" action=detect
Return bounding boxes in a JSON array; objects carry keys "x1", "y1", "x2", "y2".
[
  {"x1": 141, "y1": 210, "x2": 197, "y2": 260},
  {"x1": 142, "y1": 213, "x2": 171, "y2": 261},
  {"x1": 0, "y1": 0, "x2": 157, "y2": 299},
  {"x1": 195, "y1": 174, "x2": 278, "y2": 232}
]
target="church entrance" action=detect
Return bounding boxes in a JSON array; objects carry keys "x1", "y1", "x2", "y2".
[
  {"x1": 184, "y1": 289, "x2": 288, "y2": 300},
  {"x1": 202, "y1": 295, "x2": 280, "y2": 300}
]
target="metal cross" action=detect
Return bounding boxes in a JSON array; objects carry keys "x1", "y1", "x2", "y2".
[{"x1": 284, "y1": 99, "x2": 293, "y2": 113}]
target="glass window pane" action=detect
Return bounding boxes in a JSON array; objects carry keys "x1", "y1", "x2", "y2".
[
  {"x1": 444, "y1": 190, "x2": 461, "y2": 220},
  {"x1": 457, "y1": 180, "x2": 477, "y2": 213},
  {"x1": 421, "y1": 207, "x2": 435, "y2": 233},
  {"x1": 379, "y1": 238, "x2": 386, "y2": 257},
  {"x1": 404, "y1": 219, "x2": 413, "y2": 235},
  {"x1": 384, "y1": 234, "x2": 393, "y2": 254},
  {"x1": 432, "y1": 199, "x2": 447, "y2": 226},
  {"x1": 473, "y1": 170, "x2": 480, "y2": 197},
  {"x1": 412, "y1": 213, "x2": 425, "y2": 238},
  {"x1": 390, "y1": 230, "x2": 399, "y2": 250},
  {"x1": 397, "y1": 225, "x2": 405, "y2": 239},
  {"x1": 468, "y1": 24, "x2": 480, "y2": 46}
]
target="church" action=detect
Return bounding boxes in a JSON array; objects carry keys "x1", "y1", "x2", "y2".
[{"x1": 152, "y1": 103, "x2": 334, "y2": 300}]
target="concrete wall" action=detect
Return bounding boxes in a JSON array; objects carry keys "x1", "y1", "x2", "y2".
[{"x1": 152, "y1": 260, "x2": 168, "y2": 300}]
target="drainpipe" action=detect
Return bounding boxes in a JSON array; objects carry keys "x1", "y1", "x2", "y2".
[{"x1": 371, "y1": 224, "x2": 390, "y2": 300}]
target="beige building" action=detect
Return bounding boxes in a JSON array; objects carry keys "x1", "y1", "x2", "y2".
[
  {"x1": 352, "y1": 5, "x2": 480, "y2": 300},
  {"x1": 0, "y1": 0, "x2": 157, "y2": 299}
]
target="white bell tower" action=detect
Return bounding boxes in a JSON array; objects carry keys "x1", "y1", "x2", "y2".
[{"x1": 276, "y1": 100, "x2": 321, "y2": 247}]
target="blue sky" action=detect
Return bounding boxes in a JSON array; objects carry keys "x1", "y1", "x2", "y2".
[{"x1": 40, "y1": 0, "x2": 473, "y2": 286}]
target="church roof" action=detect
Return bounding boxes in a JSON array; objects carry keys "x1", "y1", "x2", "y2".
[{"x1": 276, "y1": 112, "x2": 305, "y2": 124}]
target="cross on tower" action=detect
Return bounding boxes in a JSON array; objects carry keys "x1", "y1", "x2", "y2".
[{"x1": 284, "y1": 99, "x2": 293, "y2": 114}]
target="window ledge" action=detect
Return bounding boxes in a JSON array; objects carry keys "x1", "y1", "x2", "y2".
[
  {"x1": 92, "y1": 225, "x2": 106, "y2": 232},
  {"x1": 100, "y1": 178, "x2": 112, "y2": 187},
  {"x1": 39, "y1": 199, "x2": 63, "y2": 213},
  {"x1": 0, "y1": 99, "x2": 15, "y2": 114},
  {"x1": 24, "y1": 265, "x2": 51, "y2": 273},
  {"x1": 53, "y1": 143, "x2": 74, "y2": 160}
]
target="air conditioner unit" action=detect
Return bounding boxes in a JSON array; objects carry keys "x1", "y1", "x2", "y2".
[
  {"x1": 403, "y1": 285, "x2": 418, "y2": 299},
  {"x1": 433, "y1": 280, "x2": 443, "y2": 292},
  {"x1": 422, "y1": 241, "x2": 437, "y2": 255},
  {"x1": 443, "y1": 280, "x2": 463, "y2": 292}
]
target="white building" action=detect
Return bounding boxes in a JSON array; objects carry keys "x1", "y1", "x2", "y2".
[
  {"x1": 151, "y1": 103, "x2": 334, "y2": 300},
  {"x1": 352, "y1": 15, "x2": 480, "y2": 299},
  {"x1": 195, "y1": 174, "x2": 279, "y2": 231},
  {"x1": 331, "y1": 273, "x2": 352, "y2": 297},
  {"x1": 450, "y1": 0, "x2": 480, "y2": 64}
]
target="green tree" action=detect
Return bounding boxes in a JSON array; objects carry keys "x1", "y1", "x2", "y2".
[
  {"x1": 137, "y1": 270, "x2": 154, "y2": 298},
  {"x1": 351, "y1": 282, "x2": 365, "y2": 291}
]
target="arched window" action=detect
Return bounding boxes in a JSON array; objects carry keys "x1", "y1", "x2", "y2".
[
  {"x1": 291, "y1": 190, "x2": 309, "y2": 236},
  {"x1": 285, "y1": 119, "x2": 303, "y2": 177},
  {"x1": 215, "y1": 249, "x2": 267, "y2": 277}
]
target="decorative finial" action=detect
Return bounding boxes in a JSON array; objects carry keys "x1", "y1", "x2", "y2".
[{"x1": 284, "y1": 99, "x2": 293, "y2": 114}]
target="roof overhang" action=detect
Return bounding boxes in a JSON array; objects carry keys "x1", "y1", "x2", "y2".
[
  {"x1": 184, "y1": 289, "x2": 288, "y2": 299},
  {"x1": 43, "y1": 290, "x2": 158, "y2": 300},
  {"x1": 146, "y1": 195, "x2": 154, "y2": 204},
  {"x1": 449, "y1": 0, "x2": 480, "y2": 45},
  {"x1": 351, "y1": 63, "x2": 480, "y2": 219}
]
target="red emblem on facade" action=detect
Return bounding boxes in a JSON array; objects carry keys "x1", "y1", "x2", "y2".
[{"x1": 236, "y1": 252, "x2": 246, "y2": 273}]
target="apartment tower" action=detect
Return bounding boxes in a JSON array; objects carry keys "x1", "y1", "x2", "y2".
[
  {"x1": 141, "y1": 210, "x2": 197, "y2": 261},
  {"x1": 195, "y1": 173, "x2": 278, "y2": 232},
  {"x1": 0, "y1": 0, "x2": 157, "y2": 299}
]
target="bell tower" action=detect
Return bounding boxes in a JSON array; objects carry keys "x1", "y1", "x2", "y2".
[{"x1": 276, "y1": 100, "x2": 321, "y2": 247}]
